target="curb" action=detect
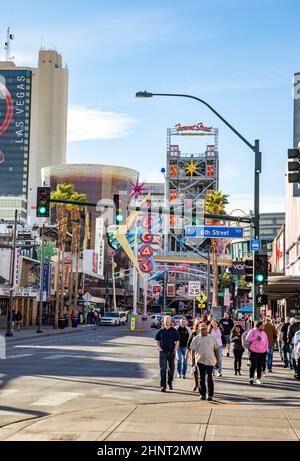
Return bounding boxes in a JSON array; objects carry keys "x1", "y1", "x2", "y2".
[{"x1": 1, "y1": 326, "x2": 98, "y2": 342}]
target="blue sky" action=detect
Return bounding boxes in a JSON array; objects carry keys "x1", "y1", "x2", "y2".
[{"x1": 1, "y1": 0, "x2": 299, "y2": 212}]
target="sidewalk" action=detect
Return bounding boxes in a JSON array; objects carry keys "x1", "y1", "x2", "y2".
[{"x1": 0, "y1": 324, "x2": 97, "y2": 341}]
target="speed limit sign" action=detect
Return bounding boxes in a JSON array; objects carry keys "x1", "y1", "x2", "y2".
[{"x1": 188, "y1": 281, "x2": 201, "y2": 297}]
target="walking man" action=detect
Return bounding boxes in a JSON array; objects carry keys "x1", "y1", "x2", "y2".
[
  {"x1": 219, "y1": 312, "x2": 234, "y2": 356},
  {"x1": 191, "y1": 323, "x2": 219, "y2": 401},
  {"x1": 155, "y1": 315, "x2": 180, "y2": 392},
  {"x1": 176, "y1": 316, "x2": 191, "y2": 379},
  {"x1": 263, "y1": 316, "x2": 277, "y2": 372}
]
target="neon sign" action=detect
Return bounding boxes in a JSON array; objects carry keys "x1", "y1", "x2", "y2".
[{"x1": 175, "y1": 123, "x2": 212, "y2": 133}]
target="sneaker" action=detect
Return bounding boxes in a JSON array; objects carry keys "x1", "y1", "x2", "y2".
[
  {"x1": 193, "y1": 385, "x2": 198, "y2": 392},
  {"x1": 226, "y1": 352, "x2": 230, "y2": 357},
  {"x1": 182, "y1": 375, "x2": 186, "y2": 379},
  {"x1": 200, "y1": 395, "x2": 206, "y2": 400},
  {"x1": 160, "y1": 387, "x2": 166, "y2": 392},
  {"x1": 268, "y1": 369, "x2": 272, "y2": 373},
  {"x1": 249, "y1": 378, "x2": 254, "y2": 385},
  {"x1": 168, "y1": 384, "x2": 173, "y2": 390},
  {"x1": 177, "y1": 374, "x2": 181, "y2": 378},
  {"x1": 216, "y1": 372, "x2": 222, "y2": 377},
  {"x1": 207, "y1": 396, "x2": 213, "y2": 401},
  {"x1": 256, "y1": 379, "x2": 262, "y2": 384},
  {"x1": 263, "y1": 372, "x2": 266, "y2": 377}
]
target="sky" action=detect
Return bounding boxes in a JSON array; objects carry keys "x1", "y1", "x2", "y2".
[{"x1": 1, "y1": 0, "x2": 299, "y2": 213}]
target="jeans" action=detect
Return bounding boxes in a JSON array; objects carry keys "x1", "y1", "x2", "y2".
[
  {"x1": 249, "y1": 351, "x2": 265, "y2": 380},
  {"x1": 197, "y1": 363, "x2": 214, "y2": 397},
  {"x1": 177, "y1": 347, "x2": 187, "y2": 376},
  {"x1": 283, "y1": 343, "x2": 290, "y2": 367},
  {"x1": 159, "y1": 351, "x2": 175, "y2": 389},
  {"x1": 267, "y1": 346, "x2": 274, "y2": 371},
  {"x1": 278, "y1": 339, "x2": 284, "y2": 361},
  {"x1": 233, "y1": 349, "x2": 243, "y2": 372},
  {"x1": 290, "y1": 344, "x2": 297, "y2": 372},
  {"x1": 214, "y1": 346, "x2": 223, "y2": 373}
]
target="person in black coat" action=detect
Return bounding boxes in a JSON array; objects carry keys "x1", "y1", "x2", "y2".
[{"x1": 230, "y1": 324, "x2": 245, "y2": 375}]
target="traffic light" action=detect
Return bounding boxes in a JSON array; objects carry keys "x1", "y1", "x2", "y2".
[
  {"x1": 36, "y1": 187, "x2": 50, "y2": 217},
  {"x1": 288, "y1": 148, "x2": 300, "y2": 183},
  {"x1": 244, "y1": 259, "x2": 253, "y2": 284},
  {"x1": 113, "y1": 194, "x2": 127, "y2": 225},
  {"x1": 254, "y1": 254, "x2": 268, "y2": 285}
]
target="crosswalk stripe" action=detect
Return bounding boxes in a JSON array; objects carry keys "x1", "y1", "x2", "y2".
[
  {"x1": 31, "y1": 392, "x2": 82, "y2": 406},
  {"x1": 7, "y1": 353, "x2": 34, "y2": 359},
  {"x1": 43, "y1": 355, "x2": 70, "y2": 360}
]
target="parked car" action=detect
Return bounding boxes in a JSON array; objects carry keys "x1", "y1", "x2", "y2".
[
  {"x1": 151, "y1": 314, "x2": 163, "y2": 328},
  {"x1": 172, "y1": 315, "x2": 183, "y2": 327},
  {"x1": 99, "y1": 312, "x2": 121, "y2": 326},
  {"x1": 117, "y1": 311, "x2": 128, "y2": 325}
]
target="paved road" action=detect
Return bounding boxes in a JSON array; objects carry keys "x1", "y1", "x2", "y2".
[{"x1": 0, "y1": 326, "x2": 299, "y2": 441}]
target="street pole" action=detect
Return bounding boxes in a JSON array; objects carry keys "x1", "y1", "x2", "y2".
[
  {"x1": 143, "y1": 273, "x2": 148, "y2": 315},
  {"x1": 112, "y1": 258, "x2": 117, "y2": 310},
  {"x1": 206, "y1": 245, "x2": 211, "y2": 313},
  {"x1": 6, "y1": 209, "x2": 17, "y2": 337},
  {"x1": 193, "y1": 296, "x2": 196, "y2": 320},
  {"x1": 253, "y1": 140, "x2": 261, "y2": 323},
  {"x1": 37, "y1": 223, "x2": 44, "y2": 333},
  {"x1": 132, "y1": 223, "x2": 138, "y2": 315}
]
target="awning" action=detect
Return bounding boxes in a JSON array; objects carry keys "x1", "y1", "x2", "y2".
[
  {"x1": 237, "y1": 307, "x2": 252, "y2": 314},
  {"x1": 90, "y1": 296, "x2": 105, "y2": 304},
  {"x1": 263, "y1": 275, "x2": 300, "y2": 299}
]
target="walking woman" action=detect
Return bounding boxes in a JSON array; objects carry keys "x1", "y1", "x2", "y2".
[
  {"x1": 208, "y1": 320, "x2": 223, "y2": 377},
  {"x1": 246, "y1": 321, "x2": 269, "y2": 385},
  {"x1": 230, "y1": 324, "x2": 245, "y2": 375},
  {"x1": 186, "y1": 319, "x2": 201, "y2": 391}
]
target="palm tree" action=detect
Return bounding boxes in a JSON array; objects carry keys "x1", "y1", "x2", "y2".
[
  {"x1": 205, "y1": 190, "x2": 229, "y2": 307},
  {"x1": 67, "y1": 192, "x2": 87, "y2": 320},
  {"x1": 50, "y1": 183, "x2": 75, "y2": 327}
]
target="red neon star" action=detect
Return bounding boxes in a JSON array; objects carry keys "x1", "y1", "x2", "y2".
[{"x1": 129, "y1": 180, "x2": 145, "y2": 198}]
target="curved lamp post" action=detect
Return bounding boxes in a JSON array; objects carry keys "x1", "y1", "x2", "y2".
[{"x1": 136, "y1": 90, "x2": 262, "y2": 321}]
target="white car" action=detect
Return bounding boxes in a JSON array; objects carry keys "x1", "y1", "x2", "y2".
[
  {"x1": 100, "y1": 312, "x2": 121, "y2": 326},
  {"x1": 151, "y1": 314, "x2": 163, "y2": 328}
]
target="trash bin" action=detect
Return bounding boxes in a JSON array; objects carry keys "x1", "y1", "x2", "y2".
[
  {"x1": 58, "y1": 318, "x2": 66, "y2": 329},
  {"x1": 71, "y1": 316, "x2": 79, "y2": 328}
]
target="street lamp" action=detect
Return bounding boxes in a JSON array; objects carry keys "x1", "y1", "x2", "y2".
[{"x1": 136, "y1": 90, "x2": 262, "y2": 321}]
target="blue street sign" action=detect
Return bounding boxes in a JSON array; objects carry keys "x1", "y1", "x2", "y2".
[
  {"x1": 250, "y1": 239, "x2": 261, "y2": 252},
  {"x1": 185, "y1": 226, "x2": 244, "y2": 239}
]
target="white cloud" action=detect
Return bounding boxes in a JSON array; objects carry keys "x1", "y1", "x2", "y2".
[
  {"x1": 227, "y1": 194, "x2": 285, "y2": 214},
  {"x1": 67, "y1": 106, "x2": 136, "y2": 142}
]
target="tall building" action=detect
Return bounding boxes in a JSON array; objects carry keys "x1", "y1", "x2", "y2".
[{"x1": 0, "y1": 49, "x2": 68, "y2": 224}]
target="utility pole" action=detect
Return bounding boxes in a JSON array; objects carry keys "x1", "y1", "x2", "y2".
[
  {"x1": 206, "y1": 245, "x2": 211, "y2": 312},
  {"x1": 5, "y1": 209, "x2": 17, "y2": 337},
  {"x1": 37, "y1": 223, "x2": 45, "y2": 333}
]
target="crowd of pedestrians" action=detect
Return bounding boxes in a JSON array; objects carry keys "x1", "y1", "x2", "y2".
[{"x1": 154, "y1": 312, "x2": 300, "y2": 400}]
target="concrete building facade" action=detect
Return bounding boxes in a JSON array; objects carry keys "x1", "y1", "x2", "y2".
[{"x1": 0, "y1": 49, "x2": 68, "y2": 225}]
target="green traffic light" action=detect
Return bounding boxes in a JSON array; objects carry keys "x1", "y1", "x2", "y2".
[
  {"x1": 116, "y1": 214, "x2": 124, "y2": 223},
  {"x1": 38, "y1": 206, "x2": 47, "y2": 215},
  {"x1": 255, "y1": 274, "x2": 264, "y2": 283}
]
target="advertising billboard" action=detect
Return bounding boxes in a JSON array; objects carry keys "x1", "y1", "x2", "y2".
[
  {"x1": 0, "y1": 70, "x2": 32, "y2": 196},
  {"x1": 83, "y1": 250, "x2": 104, "y2": 279}
]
